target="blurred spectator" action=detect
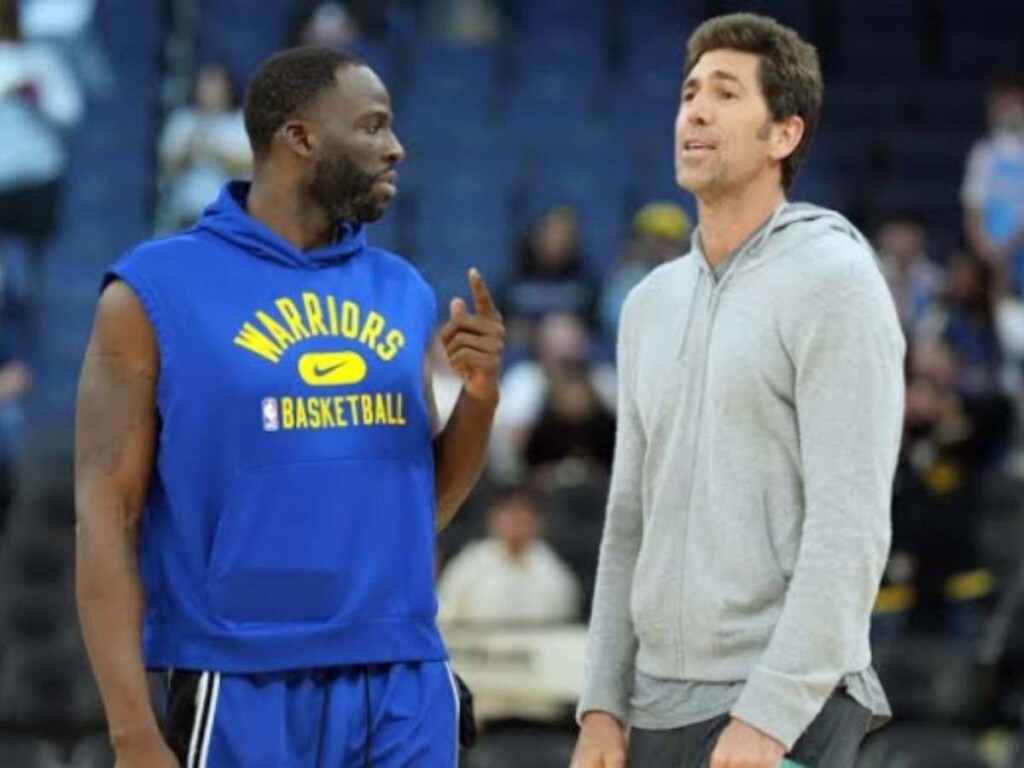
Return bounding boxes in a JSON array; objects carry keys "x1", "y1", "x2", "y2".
[
  {"x1": 292, "y1": 0, "x2": 391, "y2": 44},
  {"x1": 883, "y1": 340, "x2": 1000, "y2": 640},
  {"x1": 297, "y1": 2, "x2": 362, "y2": 48},
  {"x1": 524, "y1": 362, "x2": 615, "y2": 488},
  {"x1": 600, "y1": 201, "x2": 691, "y2": 341},
  {"x1": 875, "y1": 212, "x2": 942, "y2": 335},
  {"x1": 157, "y1": 62, "x2": 251, "y2": 232},
  {"x1": 962, "y1": 75, "x2": 1024, "y2": 295},
  {"x1": 0, "y1": 0, "x2": 83, "y2": 302},
  {"x1": 917, "y1": 251, "x2": 1010, "y2": 399},
  {"x1": 489, "y1": 312, "x2": 615, "y2": 483},
  {"x1": 0, "y1": 332, "x2": 31, "y2": 532},
  {"x1": 19, "y1": 0, "x2": 114, "y2": 99},
  {"x1": 499, "y1": 205, "x2": 601, "y2": 347},
  {"x1": 423, "y1": 0, "x2": 501, "y2": 45},
  {"x1": 436, "y1": 487, "x2": 580, "y2": 625}
]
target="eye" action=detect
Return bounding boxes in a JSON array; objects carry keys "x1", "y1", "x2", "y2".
[
  {"x1": 682, "y1": 92, "x2": 695, "y2": 103},
  {"x1": 721, "y1": 91, "x2": 738, "y2": 100}
]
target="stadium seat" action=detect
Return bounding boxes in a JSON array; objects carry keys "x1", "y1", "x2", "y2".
[
  {"x1": 69, "y1": 733, "x2": 115, "y2": 768},
  {"x1": 0, "y1": 735, "x2": 64, "y2": 768},
  {"x1": 856, "y1": 723, "x2": 978, "y2": 768},
  {"x1": 0, "y1": 529, "x2": 74, "y2": 587},
  {"x1": 0, "y1": 641, "x2": 104, "y2": 728},
  {"x1": 872, "y1": 636, "x2": 982, "y2": 723},
  {"x1": 0, "y1": 583, "x2": 73, "y2": 646}
]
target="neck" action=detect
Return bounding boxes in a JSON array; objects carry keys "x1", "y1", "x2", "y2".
[
  {"x1": 696, "y1": 175, "x2": 786, "y2": 268},
  {"x1": 247, "y1": 166, "x2": 337, "y2": 251}
]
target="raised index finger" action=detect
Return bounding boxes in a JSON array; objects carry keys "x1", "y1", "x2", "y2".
[{"x1": 468, "y1": 268, "x2": 500, "y2": 319}]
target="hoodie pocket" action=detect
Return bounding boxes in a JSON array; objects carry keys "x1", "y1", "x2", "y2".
[{"x1": 206, "y1": 458, "x2": 435, "y2": 624}]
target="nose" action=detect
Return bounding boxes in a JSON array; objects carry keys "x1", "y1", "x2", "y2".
[
  {"x1": 385, "y1": 130, "x2": 405, "y2": 165},
  {"x1": 682, "y1": 91, "x2": 712, "y2": 126}
]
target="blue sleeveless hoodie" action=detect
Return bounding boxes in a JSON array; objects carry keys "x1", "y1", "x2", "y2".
[{"x1": 105, "y1": 181, "x2": 446, "y2": 673}]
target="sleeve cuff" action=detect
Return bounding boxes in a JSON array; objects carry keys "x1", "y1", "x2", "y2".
[
  {"x1": 575, "y1": 683, "x2": 629, "y2": 728},
  {"x1": 730, "y1": 665, "x2": 834, "y2": 751}
]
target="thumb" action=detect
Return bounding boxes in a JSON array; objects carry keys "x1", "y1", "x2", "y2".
[{"x1": 450, "y1": 297, "x2": 467, "y2": 319}]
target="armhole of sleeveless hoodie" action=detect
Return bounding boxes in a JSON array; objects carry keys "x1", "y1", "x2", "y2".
[{"x1": 103, "y1": 263, "x2": 173, "y2": 402}]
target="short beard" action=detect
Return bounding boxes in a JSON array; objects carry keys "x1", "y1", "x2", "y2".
[{"x1": 309, "y1": 150, "x2": 385, "y2": 225}]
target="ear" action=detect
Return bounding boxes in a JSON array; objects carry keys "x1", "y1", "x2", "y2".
[
  {"x1": 280, "y1": 118, "x2": 318, "y2": 160},
  {"x1": 768, "y1": 114, "x2": 805, "y2": 163}
]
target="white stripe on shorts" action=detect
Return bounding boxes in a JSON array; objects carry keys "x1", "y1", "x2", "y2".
[
  {"x1": 197, "y1": 672, "x2": 221, "y2": 768},
  {"x1": 444, "y1": 662, "x2": 460, "y2": 768},
  {"x1": 186, "y1": 672, "x2": 210, "y2": 768}
]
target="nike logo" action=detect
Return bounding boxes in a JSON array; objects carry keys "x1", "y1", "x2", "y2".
[
  {"x1": 313, "y1": 361, "x2": 347, "y2": 377},
  {"x1": 297, "y1": 351, "x2": 367, "y2": 387}
]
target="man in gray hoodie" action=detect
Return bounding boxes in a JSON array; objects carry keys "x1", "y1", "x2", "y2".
[{"x1": 570, "y1": 13, "x2": 905, "y2": 768}]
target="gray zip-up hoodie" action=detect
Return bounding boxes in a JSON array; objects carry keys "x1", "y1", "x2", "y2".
[{"x1": 577, "y1": 203, "x2": 906, "y2": 749}]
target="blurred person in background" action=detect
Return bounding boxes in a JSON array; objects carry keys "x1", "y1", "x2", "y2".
[
  {"x1": 157, "y1": 62, "x2": 251, "y2": 232},
  {"x1": 875, "y1": 212, "x2": 942, "y2": 336},
  {"x1": 489, "y1": 311, "x2": 615, "y2": 484},
  {"x1": 19, "y1": 0, "x2": 114, "y2": 99},
  {"x1": 524, "y1": 361, "x2": 616, "y2": 488},
  {"x1": 962, "y1": 75, "x2": 1024, "y2": 295},
  {"x1": 76, "y1": 46, "x2": 503, "y2": 767},
  {"x1": 0, "y1": 330, "x2": 30, "y2": 533},
  {"x1": 0, "y1": 0, "x2": 82, "y2": 305},
  {"x1": 600, "y1": 201, "x2": 691, "y2": 341},
  {"x1": 498, "y1": 204, "x2": 601, "y2": 347},
  {"x1": 883, "y1": 339, "x2": 999, "y2": 641},
  {"x1": 437, "y1": 487, "x2": 580, "y2": 626},
  {"x1": 573, "y1": 14, "x2": 904, "y2": 768},
  {"x1": 917, "y1": 250, "x2": 1015, "y2": 405}
]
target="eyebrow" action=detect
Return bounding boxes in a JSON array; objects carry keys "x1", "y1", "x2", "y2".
[{"x1": 683, "y1": 70, "x2": 745, "y2": 91}]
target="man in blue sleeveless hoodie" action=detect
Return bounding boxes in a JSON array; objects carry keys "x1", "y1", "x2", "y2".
[{"x1": 75, "y1": 47, "x2": 505, "y2": 768}]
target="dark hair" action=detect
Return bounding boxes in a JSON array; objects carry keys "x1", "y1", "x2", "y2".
[
  {"x1": 243, "y1": 46, "x2": 365, "y2": 157},
  {"x1": 686, "y1": 13, "x2": 823, "y2": 191},
  {"x1": 488, "y1": 485, "x2": 542, "y2": 516}
]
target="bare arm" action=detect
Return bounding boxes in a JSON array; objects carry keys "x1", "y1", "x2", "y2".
[{"x1": 75, "y1": 280, "x2": 164, "y2": 752}]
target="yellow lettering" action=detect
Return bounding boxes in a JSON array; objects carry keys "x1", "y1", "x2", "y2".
[
  {"x1": 361, "y1": 394, "x2": 374, "y2": 425},
  {"x1": 282, "y1": 398, "x2": 294, "y2": 429},
  {"x1": 234, "y1": 323, "x2": 282, "y2": 363},
  {"x1": 327, "y1": 296, "x2": 339, "y2": 335},
  {"x1": 308, "y1": 398, "x2": 321, "y2": 428},
  {"x1": 346, "y1": 394, "x2": 361, "y2": 425},
  {"x1": 375, "y1": 393, "x2": 388, "y2": 424},
  {"x1": 360, "y1": 311, "x2": 386, "y2": 348},
  {"x1": 295, "y1": 399, "x2": 308, "y2": 428},
  {"x1": 303, "y1": 293, "x2": 328, "y2": 337},
  {"x1": 257, "y1": 311, "x2": 296, "y2": 349},
  {"x1": 376, "y1": 329, "x2": 405, "y2": 362},
  {"x1": 397, "y1": 393, "x2": 405, "y2": 424},
  {"x1": 318, "y1": 398, "x2": 335, "y2": 427},
  {"x1": 334, "y1": 397, "x2": 348, "y2": 427},
  {"x1": 341, "y1": 301, "x2": 360, "y2": 339},
  {"x1": 276, "y1": 298, "x2": 310, "y2": 341}
]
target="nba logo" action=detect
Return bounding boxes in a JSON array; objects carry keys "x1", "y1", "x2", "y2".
[{"x1": 261, "y1": 398, "x2": 279, "y2": 432}]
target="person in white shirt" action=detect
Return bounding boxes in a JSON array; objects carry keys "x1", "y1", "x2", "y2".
[{"x1": 437, "y1": 487, "x2": 580, "y2": 625}]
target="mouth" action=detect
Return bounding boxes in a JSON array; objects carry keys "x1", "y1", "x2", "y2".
[
  {"x1": 681, "y1": 139, "x2": 718, "y2": 156},
  {"x1": 374, "y1": 170, "x2": 398, "y2": 196}
]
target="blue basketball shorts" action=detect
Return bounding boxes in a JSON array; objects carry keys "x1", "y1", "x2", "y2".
[{"x1": 163, "y1": 662, "x2": 459, "y2": 767}]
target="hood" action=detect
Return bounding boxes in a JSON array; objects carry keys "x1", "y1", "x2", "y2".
[
  {"x1": 691, "y1": 201, "x2": 876, "y2": 279},
  {"x1": 195, "y1": 181, "x2": 367, "y2": 269}
]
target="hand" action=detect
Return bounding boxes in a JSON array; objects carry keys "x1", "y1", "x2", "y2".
[
  {"x1": 440, "y1": 268, "x2": 505, "y2": 402},
  {"x1": 570, "y1": 711, "x2": 627, "y2": 768},
  {"x1": 114, "y1": 734, "x2": 181, "y2": 768},
  {"x1": 710, "y1": 718, "x2": 786, "y2": 768}
]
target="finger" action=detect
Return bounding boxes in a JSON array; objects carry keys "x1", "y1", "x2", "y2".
[
  {"x1": 440, "y1": 315, "x2": 505, "y2": 344},
  {"x1": 445, "y1": 332, "x2": 503, "y2": 355},
  {"x1": 448, "y1": 348, "x2": 501, "y2": 371},
  {"x1": 468, "y1": 268, "x2": 501, "y2": 320},
  {"x1": 450, "y1": 297, "x2": 467, "y2": 320}
]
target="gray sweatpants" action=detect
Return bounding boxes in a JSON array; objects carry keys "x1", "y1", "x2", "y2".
[{"x1": 627, "y1": 692, "x2": 873, "y2": 768}]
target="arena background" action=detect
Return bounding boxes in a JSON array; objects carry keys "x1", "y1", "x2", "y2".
[{"x1": 0, "y1": 0, "x2": 1022, "y2": 765}]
